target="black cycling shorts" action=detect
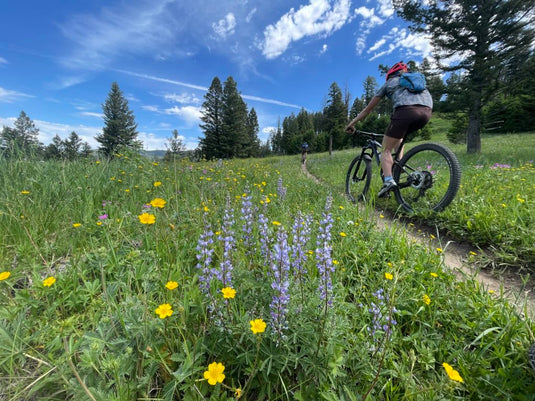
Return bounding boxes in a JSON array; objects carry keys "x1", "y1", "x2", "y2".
[{"x1": 385, "y1": 105, "x2": 432, "y2": 139}]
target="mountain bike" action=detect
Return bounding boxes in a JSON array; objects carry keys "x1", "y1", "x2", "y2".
[{"x1": 345, "y1": 130, "x2": 461, "y2": 213}]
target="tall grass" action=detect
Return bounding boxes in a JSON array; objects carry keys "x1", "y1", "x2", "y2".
[{"x1": 0, "y1": 149, "x2": 534, "y2": 400}]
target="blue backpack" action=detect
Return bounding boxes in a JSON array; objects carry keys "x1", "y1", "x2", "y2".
[{"x1": 399, "y1": 72, "x2": 426, "y2": 93}]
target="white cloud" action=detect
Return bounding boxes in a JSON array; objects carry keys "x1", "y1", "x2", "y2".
[
  {"x1": 377, "y1": 0, "x2": 394, "y2": 18},
  {"x1": 320, "y1": 43, "x2": 328, "y2": 54},
  {"x1": 246, "y1": 8, "x2": 257, "y2": 23},
  {"x1": 60, "y1": 0, "x2": 178, "y2": 69},
  {"x1": 164, "y1": 92, "x2": 201, "y2": 104},
  {"x1": 138, "y1": 131, "x2": 168, "y2": 150},
  {"x1": 212, "y1": 13, "x2": 237, "y2": 39},
  {"x1": 79, "y1": 112, "x2": 103, "y2": 119},
  {"x1": 163, "y1": 105, "x2": 202, "y2": 125},
  {"x1": 261, "y1": 0, "x2": 352, "y2": 59},
  {"x1": 369, "y1": 38, "x2": 386, "y2": 52},
  {"x1": 0, "y1": 86, "x2": 34, "y2": 103},
  {"x1": 367, "y1": 27, "x2": 432, "y2": 61}
]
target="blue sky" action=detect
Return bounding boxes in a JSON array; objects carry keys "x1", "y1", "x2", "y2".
[{"x1": 0, "y1": 0, "x2": 432, "y2": 150}]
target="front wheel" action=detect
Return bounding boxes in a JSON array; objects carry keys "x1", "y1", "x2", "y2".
[
  {"x1": 392, "y1": 143, "x2": 461, "y2": 212},
  {"x1": 346, "y1": 155, "x2": 372, "y2": 203}
]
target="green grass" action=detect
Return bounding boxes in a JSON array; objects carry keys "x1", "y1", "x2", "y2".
[
  {"x1": 308, "y1": 131, "x2": 535, "y2": 268},
  {"x1": 0, "y1": 145, "x2": 534, "y2": 400}
]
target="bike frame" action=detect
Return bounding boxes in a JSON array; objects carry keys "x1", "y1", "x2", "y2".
[{"x1": 355, "y1": 130, "x2": 404, "y2": 170}]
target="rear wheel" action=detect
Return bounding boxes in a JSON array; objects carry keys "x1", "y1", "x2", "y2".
[
  {"x1": 392, "y1": 143, "x2": 461, "y2": 212},
  {"x1": 346, "y1": 155, "x2": 372, "y2": 203}
]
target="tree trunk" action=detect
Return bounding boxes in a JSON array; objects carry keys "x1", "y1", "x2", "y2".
[
  {"x1": 329, "y1": 135, "x2": 332, "y2": 157},
  {"x1": 466, "y1": 96, "x2": 482, "y2": 154}
]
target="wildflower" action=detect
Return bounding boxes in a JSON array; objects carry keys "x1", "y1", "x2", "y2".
[
  {"x1": 436, "y1": 247, "x2": 443, "y2": 253},
  {"x1": 204, "y1": 362, "x2": 225, "y2": 386},
  {"x1": 384, "y1": 272, "x2": 393, "y2": 280},
  {"x1": 155, "y1": 303, "x2": 173, "y2": 319},
  {"x1": 234, "y1": 388, "x2": 242, "y2": 398},
  {"x1": 153, "y1": 181, "x2": 162, "y2": 187},
  {"x1": 98, "y1": 214, "x2": 108, "y2": 220},
  {"x1": 272, "y1": 221, "x2": 281, "y2": 226},
  {"x1": 368, "y1": 288, "x2": 397, "y2": 340},
  {"x1": 150, "y1": 198, "x2": 166, "y2": 208},
  {"x1": 217, "y1": 204, "x2": 235, "y2": 288},
  {"x1": 442, "y1": 362, "x2": 464, "y2": 383},
  {"x1": 96, "y1": 221, "x2": 103, "y2": 226},
  {"x1": 290, "y1": 211, "x2": 312, "y2": 281},
  {"x1": 240, "y1": 190, "x2": 255, "y2": 252},
  {"x1": 165, "y1": 281, "x2": 178, "y2": 290},
  {"x1": 72, "y1": 223, "x2": 81, "y2": 228},
  {"x1": 316, "y1": 195, "x2": 334, "y2": 307},
  {"x1": 138, "y1": 213, "x2": 156, "y2": 225},
  {"x1": 43, "y1": 277, "x2": 56, "y2": 287},
  {"x1": 250, "y1": 318, "x2": 267, "y2": 334},
  {"x1": 0, "y1": 271, "x2": 11, "y2": 281},
  {"x1": 339, "y1": 232, "x2": 346, "y2": 237},
  {"x1": 196, "y1": 218, "x2": 215, "y2": 294},
  {"x1": 221, "y1": 287, "x2": 236, "y2": 299},
  {"x1": 21, "y1": 190, "x2": 30, "y2": 195},
  {"x1": 270, "y1": 228, "x2": 291, "y2": 339},
  {"x1": 277, "y1": 177, "x2": 287, "y2": 199},
  {"x1": 430, "y1": 272, "x2": 438, "y2": 278},
  {"x1": 423, "y1": 294, "x2": 431, "y2": 305}
]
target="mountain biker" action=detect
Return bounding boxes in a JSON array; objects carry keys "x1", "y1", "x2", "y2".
[
  {"x1": 345, "y1": 62, "x2": 433, "y2": 198},
  {"x1": 301, "y1": 142, "x2": 309, "y2": 163}
]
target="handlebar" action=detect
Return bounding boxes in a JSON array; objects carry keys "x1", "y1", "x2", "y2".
[{"x1": 355, "y1": 130, "x2": 384, "y2": 139}]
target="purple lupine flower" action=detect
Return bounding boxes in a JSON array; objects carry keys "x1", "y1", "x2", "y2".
[
  {"x1": 316, "y1": 195, "x2": 334, "y2": 307},
  {"x1": 240, "y1": 190, "x2": 255, "y2": 252},
  {"x1": 367, "y1": 288, "x2": 397, "y2": 341},
  {"x1": 258, "y1": 211, "x2": 271, "y2": 263},
  {"x1": 216, "y1": 204, "x2": 235, "y2": 288},
  {"x1": 290, "y1": 211, "x2": 312, "y2": 278},
  {"x1": 277, "y1": 177, "x2": 287, "y2": 200},
  {"x1": 269, "y1": 226, "x2": 291, "y2": 342},
  {"x1": 196, "y1": 216, "x2": 215, "y2": 295}
]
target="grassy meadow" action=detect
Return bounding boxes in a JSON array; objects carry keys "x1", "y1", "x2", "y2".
[{"x1": 0, "y1": 133, "x2": 534, "y2": 400}]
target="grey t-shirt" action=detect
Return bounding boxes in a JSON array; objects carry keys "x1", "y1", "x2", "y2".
[{"x1": 375, "y1": 75, "x2": 433, "y2": 110}]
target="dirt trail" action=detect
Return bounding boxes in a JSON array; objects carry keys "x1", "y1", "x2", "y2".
[{"x1": 301, "y1": 161, "x2": 535, "y2": 319}]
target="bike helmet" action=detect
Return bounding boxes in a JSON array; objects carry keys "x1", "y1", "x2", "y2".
[{"x1": 386, "y1": 62, "x2": 408, "y2": 80}]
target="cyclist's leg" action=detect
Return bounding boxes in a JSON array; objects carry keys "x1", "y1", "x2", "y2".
[{"x1": 381, "y1": 136, "x2": 403, "y2": 177}]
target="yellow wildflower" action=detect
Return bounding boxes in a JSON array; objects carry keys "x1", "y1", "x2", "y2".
[
  {"x1": 442, "y1": 362, "x2": 464, "y2": 383},
  {"x1": 153, "y1": 181, "x2": 162, "y2": 187},
  {"x1": 150, "y1": 198, "x2": 166, "y2": 208},
  {"x1": 72, "y1": 223, "x2": 82, "y2": 228},
  {"x1": 0, "y1": 271, "x2": 11, "y2": 281},
  {"x1": 138, "y1": 213, "x2": 156, "y2": 225},
  {"x1": 384, "y1": 272, "x2": 393, "y2": 280},
  {"x1": 21, "y1": 190, "x2": 30, "y2": 195},
  {"x1": 43, "y1": 277, "x2": 56, "y2": 287},
  {"x1": 155, "y1": 303, "x2": 173, "y2": 319},
  {"x1": 165, "y1": 281, "x2": 178, "y2": 290},
  {"x1": 423, "y1": 294, "x2": 431, "y2": 305},
  {"x1": 221, "y1": 287, "x2": 236, "y2": 299},
  {"x1": 204, "y1": 362, "x2": 225, "y2": 385},
  {"x1": 250, "y1": 319, "x2": 267, "y2": 334}
]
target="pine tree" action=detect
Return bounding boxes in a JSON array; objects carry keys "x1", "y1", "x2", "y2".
[
  {"x1": 323, "y1": 82, "x2": 348, "y2": 153},
  {"x1": 221, "y1": 76, "x2": 248, "y2": 158},
  {"x1": 44, "y1": 135, "x2": 65, "y2": 160},
  {"x1": 164, "y1": 129, "x2": 185, "y2": 162},
  {"x1": 245, "y1": 108, "x2": 260, "y2": 157},
  {"x1": 96, "y1": 82, "x2": 140, "y2": 157},
  {"x1": 0, "y1": 111, "x2": 41, "y2": 158},
  {"x1": 394, "y1": 0, "x2": 535, "y2": 153},
  {"x1": 199, "y1": 77, "x2": 224, "y2": 160}
]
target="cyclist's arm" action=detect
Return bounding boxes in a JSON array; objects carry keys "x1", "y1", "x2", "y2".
[{"x1": 346, "y1": 96, "x2": 381, "y2": 132}]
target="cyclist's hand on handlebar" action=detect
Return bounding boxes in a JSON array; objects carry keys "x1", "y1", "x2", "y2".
[{"x1": 345, "y1": 124, "x2": 356, "y2": 134}]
